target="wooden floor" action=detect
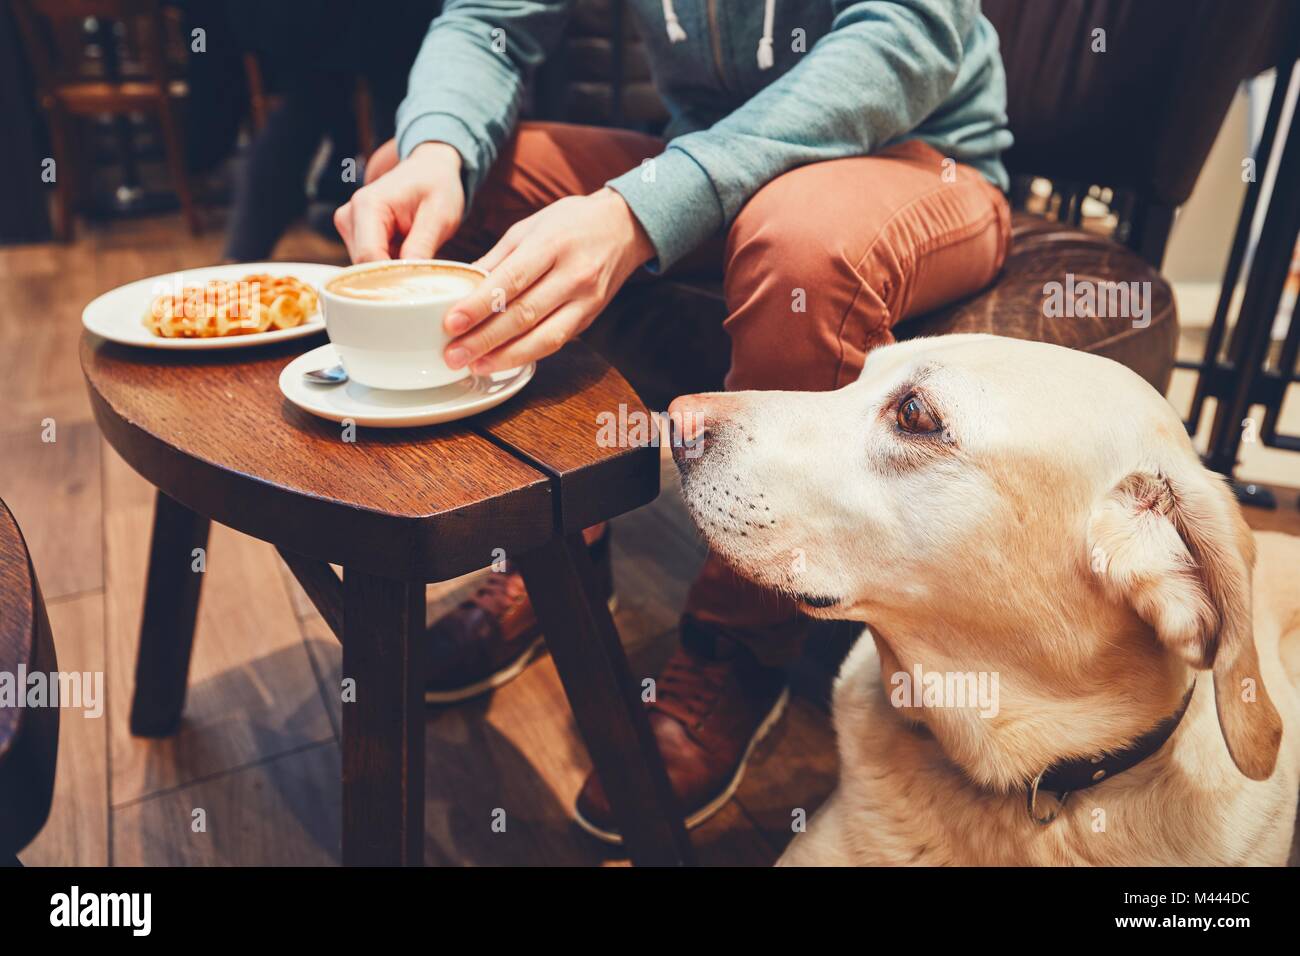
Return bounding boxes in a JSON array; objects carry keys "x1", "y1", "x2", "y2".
[{"x1": 2, "y1": 213, "x2": 1297, "y2": 866}]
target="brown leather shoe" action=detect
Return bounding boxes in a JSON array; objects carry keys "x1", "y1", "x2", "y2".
[
  {"x1": 573, "y1": 616, "x2": 789, "y2": 843},
  {"x1": 425, "y1": 528, "x2": 614, "y2": 704}
]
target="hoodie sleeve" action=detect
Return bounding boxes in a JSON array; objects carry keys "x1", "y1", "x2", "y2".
[
  {"x1": 395, "y1": 1, "x2": 571, "y2": 208},
  {"x1": 608, "y1": 0, "x2": 978, "y2": 272}
]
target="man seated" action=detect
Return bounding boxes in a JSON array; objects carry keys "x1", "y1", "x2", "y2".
[{"x1": 333, "y1": 0, "x2": 1012, "y2": 843}]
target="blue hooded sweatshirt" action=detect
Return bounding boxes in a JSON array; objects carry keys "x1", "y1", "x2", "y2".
[{"x1": 396, "y1": 1, "x2": 1012, "y2": 270}]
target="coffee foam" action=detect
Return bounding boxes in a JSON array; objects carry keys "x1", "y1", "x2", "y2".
[{"x1": 328, "y1": 264, "x2": 479, "y2": 301}]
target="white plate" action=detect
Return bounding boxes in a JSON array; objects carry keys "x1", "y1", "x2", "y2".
[
  {"x1": 279, "y1": 344, "x2": 536, "y2": 428},
  {"x1": 82, "y1": 261, "x2": 341, "y2": 349}
]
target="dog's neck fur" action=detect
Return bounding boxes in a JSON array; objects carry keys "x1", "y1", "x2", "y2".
[{"x1": 869, "y1": 601, "x2": 1193, "y2": 793}]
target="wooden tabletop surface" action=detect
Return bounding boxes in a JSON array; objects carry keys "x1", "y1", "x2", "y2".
[{"x1": 80, "y1": 332, "x2": 659, "y2": 581}]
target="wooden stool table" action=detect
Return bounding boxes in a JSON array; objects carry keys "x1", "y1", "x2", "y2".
[
  {"x1": 81, "y1": 332, "x2": 693, "y2": 866},
  {"x1": 0, "y1": 498, "x2": 59, "y2": 866}
]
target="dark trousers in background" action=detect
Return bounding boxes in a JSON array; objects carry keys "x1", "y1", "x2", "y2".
[{"x1": 219, "y1": 0, "x2": 433, "y2": 261}]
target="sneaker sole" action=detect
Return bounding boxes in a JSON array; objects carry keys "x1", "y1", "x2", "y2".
[
  {"x1": 571, "y1": 686, "x2": 791, "y2": 846},
  {"x1": 424, "y1": 595, "x2": 618, "y2": 705}
]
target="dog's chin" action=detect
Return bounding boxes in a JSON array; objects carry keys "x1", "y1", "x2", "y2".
[
  {"x1": 719, "y1": 555, "x2": 843, "y2": 618},
  {"x1": 683, "y1": 502, "x2": 843, "y2": 615}
]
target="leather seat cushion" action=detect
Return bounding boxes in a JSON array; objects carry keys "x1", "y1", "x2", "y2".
[
  {"x1": 586, "y1": 212, "x2": 1177, "y2": 410},
  {"x1": 894, "y1": 212, "x2": 1177, "y2": 392}
]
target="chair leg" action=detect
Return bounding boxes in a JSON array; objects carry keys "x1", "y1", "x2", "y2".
[
  {"x1": 45, "y1": 109, "x2": 75, "y2": 242},
  {"x1": 129, "y1": 491, "x2": 210, "y2": 737},
  {"x1": 340, "y1": 568, "x2": 425, "y2": 866},
  {"x1": 242, "y1": 53, "x2": 268, "y2": 131},
  {"x1": 156, "y1": 99, "x2": 201, "y2": 235},
  {"x1": 516, "y1": 533, "x2": 695, "y2": 866}
]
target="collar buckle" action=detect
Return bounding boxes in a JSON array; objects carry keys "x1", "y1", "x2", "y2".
[
  {"x1": 1023, "y1": 679, "x2": 1197, "y2": 825},
  {"x1": 1026, "y1": 771, "x2": 1071, "y2": 826}
]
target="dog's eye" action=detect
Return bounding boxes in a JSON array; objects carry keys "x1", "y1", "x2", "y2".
[{"x1": 896, "y1": 393, "x2": 941, "y2": 434}]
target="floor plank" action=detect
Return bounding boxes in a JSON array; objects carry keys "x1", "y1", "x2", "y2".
[
  {"x1": 1240, "y1": 486, "x2": 1300, "y2": 536},
  {"x1": 688, "y1": 802, "x2": 782, "y2": 866},
  {"x1": 111, "y1": 742, "x2": 341, "y2": 866},
  {"x1": 104, "y1": 447, "x2": 335, "y2": 802},
  {"x1": 607, "y1": 450, "x2": 708, "y2": 659},
  {"x1": 0, "y1": 243, "x2": 60, "y2": 280},
  {"x1": 417, "y1": 648, "x2": 779, "y2": 866},
  {"x1": 299, "y1": 611, "x2": 341, "y2": 740},
  {"x1": 0, "y1": 421, "x2": 102, "y2": 600},
  {"x1": 277, "y1": 557, "x2": 336, "y2": 622},
  {"x1": 0, "y1": 268, "x2": 101, "y2": 427},
  {"x1": 20, "y1": 593, "x2": 110, "y2": 866}
]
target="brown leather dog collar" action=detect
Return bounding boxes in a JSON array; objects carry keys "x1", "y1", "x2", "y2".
[{"x1": 1026, "y1": 680, "x2": 1196, "y2": 825}]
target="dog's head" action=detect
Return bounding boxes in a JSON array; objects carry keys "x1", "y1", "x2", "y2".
[{"x1": 670, "y1": 334, "x2": 1281, "y2": 782}]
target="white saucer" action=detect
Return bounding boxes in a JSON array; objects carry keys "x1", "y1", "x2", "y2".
[
  {"x1": 83, "y1": 261, "x2": 339, "y2": 350},
  {"x1": 278, "y1": 344, "x2": 535, "y2": 428}
]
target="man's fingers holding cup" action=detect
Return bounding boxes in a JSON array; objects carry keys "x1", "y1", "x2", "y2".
[
  {"x1": 468, "y1": 303, "x2": 587, "y2": 374},
  {"x1": 445, "y1": 244, "x2": 553, "y2": 336},
  {"x1": 445, "y1": 271, "x2": 568, "y2": 370}
]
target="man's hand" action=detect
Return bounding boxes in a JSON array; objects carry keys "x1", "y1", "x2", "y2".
[
  {"x1": 445, "y1": 188, "x2": 654, "y2": 374},
  {"x1": 362, "y1": 137, "x2": 400, "y2": 183},
  {"x1": 334, "y1": 140, "x2": 465, "y2": 262}
]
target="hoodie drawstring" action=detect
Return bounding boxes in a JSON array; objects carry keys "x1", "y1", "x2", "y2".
[
  {"x1": 662, "y1": 0, "x2": 687, "y2": 42},
  {"x1": 757, "y1": 0, "x2": 775, "y2": 69},
  {"x1": 662, "y1": 0, "x2": 777, "y2": 70}
]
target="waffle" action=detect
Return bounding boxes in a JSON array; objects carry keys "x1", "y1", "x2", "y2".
[{"x1": 143, "y1": 273, "x2": 319, "y2": 338}]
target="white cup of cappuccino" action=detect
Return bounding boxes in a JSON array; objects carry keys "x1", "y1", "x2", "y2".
[{"x1": 321, "y1": 259, "x2": 485, "y2": 390}]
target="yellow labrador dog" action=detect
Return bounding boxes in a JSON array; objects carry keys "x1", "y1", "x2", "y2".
[{"x1": 668, "y1": 334, "x2": 1299, "y2": 865}]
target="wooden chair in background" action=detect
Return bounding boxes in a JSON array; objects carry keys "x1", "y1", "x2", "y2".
[
  {"x1": 10, "y1": 0, "x2": 201, "y2": 240},
  {"x1": 241, "y1": 50, "x2": 376, "y2": 161}
]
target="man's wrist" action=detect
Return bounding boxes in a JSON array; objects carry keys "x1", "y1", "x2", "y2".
[
  {"x1": 598, "y1": 187, "x2": 655, "y2": 267},
  {"x1": 410, "y1": 141, "x2": 463, "y2": 176}
]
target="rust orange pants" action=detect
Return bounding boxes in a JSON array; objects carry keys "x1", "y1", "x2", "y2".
[{"x1": 448, "y1": 122, "x2": 1011, "y2": 666}]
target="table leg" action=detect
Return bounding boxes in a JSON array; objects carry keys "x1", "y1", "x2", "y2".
[
  {"x1": 341, "y1": 568, "x2": 426, "y2": 866},
  {"x1": 516, "y1": 533, "x2": 694, "y2": 866},
  {"x1": 129, "y1": 490, "x2": 210, "y2": 736}
]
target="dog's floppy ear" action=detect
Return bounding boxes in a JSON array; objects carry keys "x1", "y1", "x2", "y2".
[{"x1": 1087, "y1": 465, "x2": 1281, "y2": 780}]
